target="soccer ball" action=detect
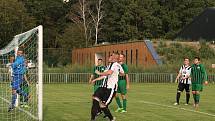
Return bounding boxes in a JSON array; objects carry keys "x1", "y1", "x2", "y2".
[{"x1": 63, "y1": 0, "x2": 70, "y2": 3}]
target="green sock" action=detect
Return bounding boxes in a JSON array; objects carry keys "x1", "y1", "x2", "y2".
[
  {"x1": 196, "y1": 94, "x2": 200, "y2": 104},
  {"x1": 115, "y1": 97, "x2": 122, "y2": 108},
  {"x1": 193, "y1": 94, "x2": 196, "y2": 103},
  {"x1": 123, "y1": 99, "x2": 127, "y2": 111}
]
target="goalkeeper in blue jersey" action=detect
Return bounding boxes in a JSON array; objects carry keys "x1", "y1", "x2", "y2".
[{"x1": 8, "y1": 48, "x2": 27, "y2": 112}]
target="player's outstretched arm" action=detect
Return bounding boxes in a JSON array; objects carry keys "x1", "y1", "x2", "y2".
[
  {"x1": 95, "y1": 70, "x2": 113, "y2": 76},
  {"x1": 119, "y1": 72, "x2": 125, "y2": 76},
  {"x1": 91, "y1": 76, "x2": 106, "y2": 84}
]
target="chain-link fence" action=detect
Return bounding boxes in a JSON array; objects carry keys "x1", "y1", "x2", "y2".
[{"x1": 1, "y1": 73, "x2": 214, "y2": 84}]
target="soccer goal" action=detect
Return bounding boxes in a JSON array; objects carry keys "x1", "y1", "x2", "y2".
[{"x1": 0, "y1": 25, "x2": 43, "y2": 121}]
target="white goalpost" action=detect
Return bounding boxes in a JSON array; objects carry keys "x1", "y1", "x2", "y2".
[{"x1": 0, "y1": 25, "x2": 43, "y2": 121}]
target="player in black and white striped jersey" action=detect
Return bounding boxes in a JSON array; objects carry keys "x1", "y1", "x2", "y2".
[
  {"x1": 174, "y1": 57, "x2": 191, "y2": 105},
  {"x1": 90, "y1": 52, "x2": 124, "y2": 121}
]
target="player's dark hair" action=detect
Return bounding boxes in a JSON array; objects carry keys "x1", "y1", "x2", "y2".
[
  {"x1": 194, "y1": 57, "x2": 200, "y2": 61},
  {"x1": 98, "y1": 58, "x2": 102, "y2": 61}
]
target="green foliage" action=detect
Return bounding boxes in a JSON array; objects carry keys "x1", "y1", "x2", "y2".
[
  {"x1": 1, "y1": 0, "x2": 215, "y2": 48},
  {"x1": 57, "y1": 24, "x2": 86, "y2": 48},
  {"x1": 44, "y1": 63, "x2": 93, "y2": 73},
  {"x1": 100, "y1": 0, "x2": 215, "y2": 42},
  {"x1": 199, "y1": 41, "x2": 215, "y2": 59},
  {"x1": 0, "y1": 0, "x2": 36, "y2": 48},
  {"x1": 156, "y1": 42, "x2": 215, "y2": 73},
  {"x1": 21, "y1": 0, "x2": 71, "y2": 48},
  {"x1": 157, "y1": 42, "x2": 198, "y2": 64}
]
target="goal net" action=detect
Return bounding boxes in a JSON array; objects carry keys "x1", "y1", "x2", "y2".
[{"x1": 0, "y1": 25, "x2": 43, "y2": 121}]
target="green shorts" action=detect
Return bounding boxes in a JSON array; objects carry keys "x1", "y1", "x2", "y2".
[
  {"x1": 20, "y1": 81, "x2": 29, "y2": 93},
  {"x1": 117, "y1": 80, "x2": 127, "y2": 95},
  {"x1": 93, "y1": 85, "x2": 100, "y2": 92},
  {"x1": 192, "y1": 84, "x2": 203, "y2": 91}
]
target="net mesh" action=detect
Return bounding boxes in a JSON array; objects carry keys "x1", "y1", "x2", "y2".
[{"x1": 0, "y1": 26, "x2": 42, "y2": 121}]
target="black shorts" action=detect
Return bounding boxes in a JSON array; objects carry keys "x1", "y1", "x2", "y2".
[
  {"x1": 177, "y1": 83, "x2": 190, "y2": 92},
  {"x1": 93, "y1": 87, "x2": 116, "y2": 105}
]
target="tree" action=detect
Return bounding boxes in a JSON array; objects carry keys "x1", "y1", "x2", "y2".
[
  {"x1": 0, "y1": 0, "x2": 36, "y2": 48},
  {"x1": 68, "y1": 0, "x2": 93, "y2": 47},
  {"x1": 21, "y1": 0, "x2": 71, "y2": 48},
  {"x1": 58, "y1": 23, "x2": 85, "y2": 48},
  {"x1": 89, "y1": 0, "x2": 104, "y2": 44}
]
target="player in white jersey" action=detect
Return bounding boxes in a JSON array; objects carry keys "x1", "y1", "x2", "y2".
[
  {"x1": 90, "y1": 52, "x2": 124, "y2": 121},
  {"x1": 174, "y1": 57, "x2": 191, "y2": 105},
  {"x1": 6, "y1": 55, "x2": 15, "y2": 81}
]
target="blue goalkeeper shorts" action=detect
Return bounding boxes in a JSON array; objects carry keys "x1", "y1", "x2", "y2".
[{"x1": 12, "y1": 74, "x2": 23, "y2": 90}]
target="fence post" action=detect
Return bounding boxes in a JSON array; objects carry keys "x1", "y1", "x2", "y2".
[
  {"x1": 135, "y1": 73, "x2": 139, "y2": 83},
  {"x1": 65, "y1": 73, "x2": 68, "y2": 83},
  {"x1": 48, "y1": 73, "x2": 51, "y2": 84},
  {"x1": 170, "y1": 74, "x2": 173, "y2": 83}
]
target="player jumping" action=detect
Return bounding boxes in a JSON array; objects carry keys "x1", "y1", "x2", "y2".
[
  {"x1": 174, "y1": 57, "x2": 191, "y2": 105},
  {"x1": 191, "y1": 57, "x2": 208, "y2": 110},
  {"x1": 90, "y1": 52, "x2": 124, "y2": 121}
]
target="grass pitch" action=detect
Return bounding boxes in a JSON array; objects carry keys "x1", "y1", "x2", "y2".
[{"x1": 43, "y1": 83, "x2": 215, "y2": 121}]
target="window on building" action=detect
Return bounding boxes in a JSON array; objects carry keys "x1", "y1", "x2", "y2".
[
  {"x1": 104, "y1": 51, "x2": 106, "y2": 65},
  {"x1": 136, "y1": 49, "x2": 138, "y2": 66},
  {"x1": 89, "y1": 53, "x2": 91, "y2": 64},
  {"x1": 131, "y1": 49, "x2": 133, "y2": 64},
  {"x1": 126, "y1": 50, "x2": 128, "y2": 64},
  {"x1": 121, "y1": 50, "x2": 123, "y2": 54},
  {"x1": 77, "y1": 53, "x2": 79, "y2": 64},
  {"x1": 82, "y1": 53, "x2": 84, "y2": 64}
]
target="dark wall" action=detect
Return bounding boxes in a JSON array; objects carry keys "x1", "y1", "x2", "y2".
[{"x1": 176, "y1": 8, "x2": 215, "y2": 41}]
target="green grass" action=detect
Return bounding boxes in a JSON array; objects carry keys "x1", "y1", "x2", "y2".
[{"x1": 43, "y1": 83, "x2": 215, "y2": 121}]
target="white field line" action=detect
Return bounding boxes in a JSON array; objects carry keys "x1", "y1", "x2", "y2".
[
  {"x1": 46, "y1": 99, "x2": 215, "y2": 117},
  {"x1": 0, "y1": 96, "x2": 38, "y2": 120},
  {"x1": 139, "y1": 100, "x2": 215, "y2": 117}
]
